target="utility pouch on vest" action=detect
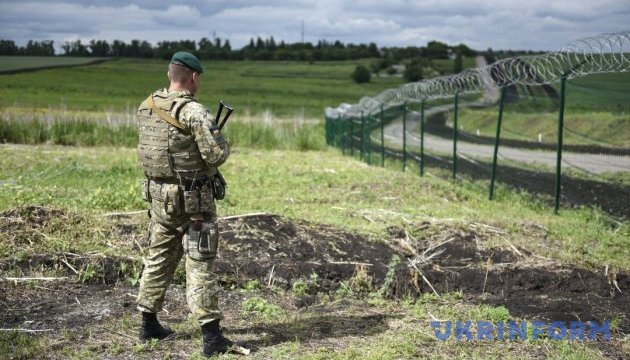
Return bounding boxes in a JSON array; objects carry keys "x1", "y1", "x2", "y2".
[
  {"x1": 141, "y1": 179, "x2": 151, "y2": 202},
  {"x1": 199, "y1": 185, "x2": 213, "y2": 212},
  {"x1": 183, "y1": 190, "x2": 201, "y2": 214},
  {"x1": 163, "y1": 184, "x2": 182, "y2": 215},
  {"x1": 187, "y1": 221, "x2": 218, "y2": 261}
]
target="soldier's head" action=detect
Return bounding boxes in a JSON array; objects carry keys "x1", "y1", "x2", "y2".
[{"x1": 168, "y1": 51, "x2": 204, "y2": 94}]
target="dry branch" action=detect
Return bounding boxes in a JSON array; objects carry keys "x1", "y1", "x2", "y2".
[
  {"x1": 100, "y1": 210, "x2": 146, "y2": 217},
  {"x1": 220, "y1": 212, "x2": 270, "y2": 221},
  {"x1": 1, "y1": 277, "x2": 68, "y2": 282}
]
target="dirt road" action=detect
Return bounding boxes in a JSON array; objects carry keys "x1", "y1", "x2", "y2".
[{"x1": 385, "y1": 118, "x2": 630, "y2": 174}]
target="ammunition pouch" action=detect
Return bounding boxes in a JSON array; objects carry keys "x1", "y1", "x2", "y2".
[
  {"x1": 212, "y1": 171, "x2": 227, "y2": 200},
  {"x1": 187, "y1": 220, "x2": 219, "y2": 261},
  {"x1": 143, "y1": 179, "x2": 215, "y2": 214}
]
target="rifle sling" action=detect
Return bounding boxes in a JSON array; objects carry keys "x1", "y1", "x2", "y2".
[{"x1": 146, "y1": 96, "x2": 191, "y2": 135}]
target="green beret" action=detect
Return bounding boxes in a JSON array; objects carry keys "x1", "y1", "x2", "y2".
[{"x1": 170, "y1": 51, "x2": 203, "y2": 73}]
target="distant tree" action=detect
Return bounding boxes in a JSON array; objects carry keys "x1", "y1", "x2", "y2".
[
  {"x1": 268, "y1": 36, "x2": 276, "y2": 50},
  {"x1": 454, "y1": 43, "x2": 476, "y2": 57},
  {"x1": 139, "y1": 41, "x2": 153, "y2": 58},
  {"x1": 62, "y1": 40, "x2": 89, "y2": 56},
  {"x1": 351, "y1": 65, "x2": 371, "y2": 83},
  {"x1": 404, "y1": 61, "x2": 423, "y2": 82},
  {"x1": 198, "y1": 37, "x2": 216, "y2": 59},
  {"x1": 0, "y1": 40, "x2": 19, "y2": 55},
  {"x1": 222, "y1": 39, "x2": 231, "y2": 51},
  {"x1": 367, "y1": 42, "x2": 379, "y2": 57},
  {"x1": 89, "y1": 39, "x2": 110, "y2": 57},
  {"x1": 425, "y1": 40, "x2": 449, "y2": 59},
  {"x1": 22, "y1": 40, "x2": 55, "y2": 56},
  {"x1": 111, "y1": 40, "x2": 127, "y2": 57}
]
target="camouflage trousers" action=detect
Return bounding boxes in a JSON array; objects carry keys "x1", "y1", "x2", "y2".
[{"x1": 136, "y1": 196, "x2": 222, "y2": 325}]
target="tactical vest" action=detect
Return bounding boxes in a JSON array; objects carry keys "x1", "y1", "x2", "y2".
[{"x1": 136, "y1": 91, "x2": 209, "y2": 180}]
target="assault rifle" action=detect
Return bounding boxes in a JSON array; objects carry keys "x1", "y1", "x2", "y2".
[
  {"x1": 212, "y1": 100, "x2": 233, "y2": 200},
  {"x1": 215, "y1": 100, "x2": 233, "y2": 130}
]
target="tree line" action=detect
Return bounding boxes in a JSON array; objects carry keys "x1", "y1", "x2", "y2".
[
  {"x1": 0, "y1": 40, "x2": 55, "y2": 56},
  {"x1": 0, "y1": 37, "x2": 486, "y2": 62}
]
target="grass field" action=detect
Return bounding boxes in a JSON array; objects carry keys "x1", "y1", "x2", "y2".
[
  {"x1": 0, "y1": 56, "x2": 109, "y2": 73},
  {"x1": 0, "y1": 58, "x2": 406, "y2": 118}
]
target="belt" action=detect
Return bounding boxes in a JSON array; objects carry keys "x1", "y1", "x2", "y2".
[
  {"x1": 148, "y1": 177, "x2": 210, "y2": 201},
  {"x1": 181, "y1": 176, "x2": 210, "y2": 191}
]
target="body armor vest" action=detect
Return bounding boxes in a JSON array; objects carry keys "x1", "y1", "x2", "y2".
[{"x1": 137, "y1": 91, "x2": 209, "y2": 180}]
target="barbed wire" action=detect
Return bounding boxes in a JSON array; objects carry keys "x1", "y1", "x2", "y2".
[{"x1": 326, "y1": 31, "x2": 630, "y2": 118}]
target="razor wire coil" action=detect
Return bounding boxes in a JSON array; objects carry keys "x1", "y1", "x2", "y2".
[{"x1": 326, "y1": 31, "x2": 630, "y2": 118}]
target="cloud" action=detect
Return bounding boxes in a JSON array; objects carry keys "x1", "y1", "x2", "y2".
[{"x1": 0, "y1": 0, "x2": 628, "y2": 52}]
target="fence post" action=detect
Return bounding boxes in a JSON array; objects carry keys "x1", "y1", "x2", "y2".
[
  {"x1": 452, "y1": 92, "x2": 459, "y2": 180},
  {"x1": 341, "y1": 116, "x2": 346, "y2": 155},
  {"x1": 402, "y1": 102, "x2": 408, "y2": 171},
  {"x1": 367, "y1": 115, "x2": 372, "y2": 165},
  {"x1": 554, "y1": 76, "x2": 567, "y2": 214},
  {"x1": 360, "y1": 112, "x2": 365, "y2": 161},
  {"x1": 338, "y1": 116, "x2": 344, "y2": 148},
  {"x1": 489, "y1": 87, "x2": 506, "y2": 200},
  {"x1": 350, "y1": 117, "x2": 355, "y2": 157},
  {"x1": 380, "y1": 104, "x2": 385, "y2": 167},
  {"x1": 420, "y1": 99, "x2": 425, "y2": 176}
]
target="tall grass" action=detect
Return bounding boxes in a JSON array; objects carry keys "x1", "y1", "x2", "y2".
[{"x1": 0, "y1": 107, "x2": 326, "y2": 150}]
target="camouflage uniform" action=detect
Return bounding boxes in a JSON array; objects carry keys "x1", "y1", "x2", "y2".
[{"x1": 135, "y1": 88, "x2": 230, "y2": 326}]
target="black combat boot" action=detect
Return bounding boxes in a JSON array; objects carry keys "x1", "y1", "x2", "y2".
[
  {"x1": 139, "y1": 311, "x2": 174, "y2": 342},
  {"x1": 201, "y1": 320, "x2": 234, "y2": 357}
]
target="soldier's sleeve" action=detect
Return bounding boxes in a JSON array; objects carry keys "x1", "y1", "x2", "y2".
[{"x1": 179, "y1": 102, "x2": 230, "y2": 167}]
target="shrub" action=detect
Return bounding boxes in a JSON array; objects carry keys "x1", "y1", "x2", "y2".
[
  {"x1": 404, "y1": 62, "x2": 423, "y2": 82},
  {"x1": 351, "y1": 65, "x2": 371, "y2": 83}
]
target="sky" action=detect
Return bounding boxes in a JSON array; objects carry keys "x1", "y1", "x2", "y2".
[{"x1": 1, "y1": 0, "x2": 629, "y2": 52}]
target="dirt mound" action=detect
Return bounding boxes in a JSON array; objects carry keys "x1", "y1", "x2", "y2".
[
  {"x1": 216, "y1": 215, "x2": 628, "y2": 333},
  {"x1": 1, "y1": 213, "x2": 628, "y2": 336},
  {"x1": 215, "y1": 214, "x2": 395, "y2": 292}
]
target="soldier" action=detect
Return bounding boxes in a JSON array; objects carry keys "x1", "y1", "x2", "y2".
[{"x1": 135, "y1": 51, "x2": 233, "y2": 357}]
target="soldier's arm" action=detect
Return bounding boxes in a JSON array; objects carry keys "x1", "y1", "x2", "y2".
[{"x1": 180, "y1": 102, "x2": 230, "y2": 167}]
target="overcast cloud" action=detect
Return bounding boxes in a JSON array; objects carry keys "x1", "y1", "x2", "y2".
[{"x1": 1, "y1": 0, "x2": 628, "y2": 52}]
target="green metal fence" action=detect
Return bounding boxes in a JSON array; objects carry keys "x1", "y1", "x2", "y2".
[{"x1": 325, "y1": 74, "x2": 630, "y2": 218}]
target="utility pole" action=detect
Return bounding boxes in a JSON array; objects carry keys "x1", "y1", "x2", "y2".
[{"x1": 301, "y1": 19, "x2": 304, "y2": 43}]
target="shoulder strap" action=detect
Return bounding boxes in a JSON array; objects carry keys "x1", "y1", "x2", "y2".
[{"x1": 146, "y1": 96, "x2": 191, "y2": 134}]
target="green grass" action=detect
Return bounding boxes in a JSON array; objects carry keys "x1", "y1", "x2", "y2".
[
  {"x1": 0, "y1": 56, "x2": 109, "y2": 73},
  {"x1": 430, "y1": 56, "x2": 477, "y2": 75},
  {"x1": 457, "y1": 107, "x2": 629, "y2": 147},
  {"x1": 564, "y1": 72, "x2": 630, "y2": 110},
  {"x1": 0, "y1": 330, "x2": 46, "y2": 360},
  {"x1": 0, "y1": 58, "x2": 405, "y2": 117},
  {"x1": 0, "y1": 144, "x2": 627, "y2": 269},
  {"x1": 0, "y1": 112, "x2": 326, "y2": 150}
]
